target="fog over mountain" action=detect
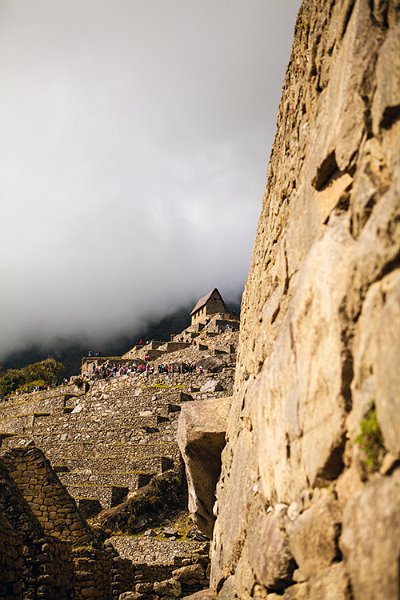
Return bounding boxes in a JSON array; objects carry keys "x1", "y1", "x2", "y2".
[{"x1": 0, "y1": 0, "x2": 301, "y2": 360}]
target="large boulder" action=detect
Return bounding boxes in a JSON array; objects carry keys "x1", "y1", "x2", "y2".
[{"x1": 177, "y1": 397, "x2": 232, "y2": 538}]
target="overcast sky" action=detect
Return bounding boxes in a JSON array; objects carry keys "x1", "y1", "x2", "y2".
[{"x1": 0, "y1": 0, "x2": 301, "y2": 358}]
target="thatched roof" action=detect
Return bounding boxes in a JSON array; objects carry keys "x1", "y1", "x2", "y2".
[{"x1": 190, "y1": 288, "x2": 226, "y2": 315}]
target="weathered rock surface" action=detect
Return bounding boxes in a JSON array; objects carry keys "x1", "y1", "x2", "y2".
[
  {"x1": 204, "y1": 0, "x2": 400, "y2": 598},
  {"x1": 300, "y1": 563, "x2": 350, "y2": 600},
  {"x1": 248, "y1": 504, "x2": 295, "y2": 591},
  {"x1": 350, "y1": 270, "x2": 400, "y2": 454},
  {"x1": 177, "y1": 397, "x2": 232, "y2": 538},
  {"x1": 341, "y1": 469, "x2": 400, "y2": 600}
]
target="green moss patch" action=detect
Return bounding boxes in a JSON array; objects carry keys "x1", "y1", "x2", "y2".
[{"x1": 355, "y1": 404, "x2": 385, "y2": 472}]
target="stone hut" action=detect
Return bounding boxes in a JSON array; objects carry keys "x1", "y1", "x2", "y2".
[{"x1": 190, "y1": 289, "x2": 226, "y2": 325}]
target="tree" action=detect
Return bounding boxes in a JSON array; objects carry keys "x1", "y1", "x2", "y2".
[
  {"x1": 0, "y1": 358, "x2": 65, "y2": 399},
  {"x1": 0, "y1": 369, "x2": 25, "y2": 398}
]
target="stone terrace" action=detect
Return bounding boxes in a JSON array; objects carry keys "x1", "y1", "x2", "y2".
[
  {"x1": 0, "y1": 320, "x2": 237, "y2": 597},
  {"x1": 0, "y1": 367, "x2": 234, "y2": 517}
]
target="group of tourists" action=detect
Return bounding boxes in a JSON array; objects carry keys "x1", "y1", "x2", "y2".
[
  {"x1": 87, "y1": 360, "x2": 201, "y2": 380},
  {"x1": 89, "y1": 362, "x2": 138, "y2": 379}
]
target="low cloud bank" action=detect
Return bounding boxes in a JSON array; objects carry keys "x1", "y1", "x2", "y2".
[{"x1": 0, "y1": 0, "x2": 300, "y2": 360}]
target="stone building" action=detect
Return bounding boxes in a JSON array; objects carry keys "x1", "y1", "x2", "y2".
[{"x1": 190, "y1": 289, "x2": 226, "y2": 325}]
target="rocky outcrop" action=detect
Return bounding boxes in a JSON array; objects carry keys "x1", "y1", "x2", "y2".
[
  {"x1": 197, "y1": 0, "x2": 400, "y2": 598},
  {"x1": 177, "y1": 397, "x2": 232, "y2": 538}
]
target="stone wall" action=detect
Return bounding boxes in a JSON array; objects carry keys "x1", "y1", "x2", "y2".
[
  {"x1": 1, "y1": 447, "x2": 93, "y2": 545},
  {"x1": 0, "y1": 513, "x2": 24, "y2": 600},
  {"x1": 0, "y1": 457, "x2": 75, "y2": 599},
  {"x1": 208, "y1": 1, "x2": 400, "y2": 598},
  {"x1": 0, "y1": 446, "x2": 137, "y2": 599}
]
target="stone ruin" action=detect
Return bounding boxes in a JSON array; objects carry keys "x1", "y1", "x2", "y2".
[
  {"x1": 0, "y1": 312, "x2": 239, "y2": 598},
  {"x1": 0, "y1": 445, "x2": 130, "y2": 599}
]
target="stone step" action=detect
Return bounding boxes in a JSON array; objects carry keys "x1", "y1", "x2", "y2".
[
  {"x1": 0, "y1": 414, "x2": 35, "y2": 435},
  {"x1": 52, "y1": 455, "x2": 174, "y2": 475},
  {"x1": 0, "y1": 434, "x2": 34, "y2": 449},
  {"x1": 1, "y1": 436, "x2": 180, "y2": 469},
  {"x1": 83, "y1": 391, "x2": 183, "y2": 410},
  {"x1": 110, "y1": 536, "x2": 209, "y2": 567},
  {"x1": 32, "y1": 413, "x2": 161, "y2": 435},
  {"x1": 60, "y1": 470, "x2": 153, "y2": 489},
  {"x1": 0, "y1": 396, "x2": 67, "y2": 418},
  {"x1": 0, "y1": 405, "x2": 179, "y2": 439},
  {"x1": 80, "y1": 402, "x2": 179, "y2": 418},
  {"x1": 33, "y1": 429, "x2": 177, "y2": 447},
  {"x1": 34, "y1": 440, "x2": 180, "y2": 460}
]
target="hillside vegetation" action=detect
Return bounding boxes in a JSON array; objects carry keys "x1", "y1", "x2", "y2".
[{"x1": 0, "y1": 358, "x2": 64, "y2": 398}]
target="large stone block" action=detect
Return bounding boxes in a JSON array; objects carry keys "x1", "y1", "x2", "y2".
[
  {"x1": 288, "y1": 491, "x2": 341, "y2": 578},
  {"x1": 248, "y1": 505, "x2": 295, "y2": 591},
  {"x1": 210, "y1": 426, "x2": 255, "y2": 589},
  {"x1": 350, "y1": 138, "x2": 391, "y2": 238},
  {"x1": 216, "y1": 575, "x2": 239, "y2": 599},
  {"x1": 153, "y1": 578, "x2": 181, "y2": 597},
  {"x1": 172, "y1": 563, "x2": 204, "y2": 583},
  {"x1": 340, "y1": 469, "x2": 400, "y2": 599},
  {"x1": 281, "y1": 583, "x2": 308, "y2": 600},
  {"x1": 374, "y1": 272, "x2": 400, "y2": 454},
  {"x1": 177, "y1": 397, "x2": 232, "y2": 538}
]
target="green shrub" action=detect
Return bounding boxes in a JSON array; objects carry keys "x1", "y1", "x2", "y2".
[{"x1": 0, "y1": 369, "x2": 25, "y2": 397}]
